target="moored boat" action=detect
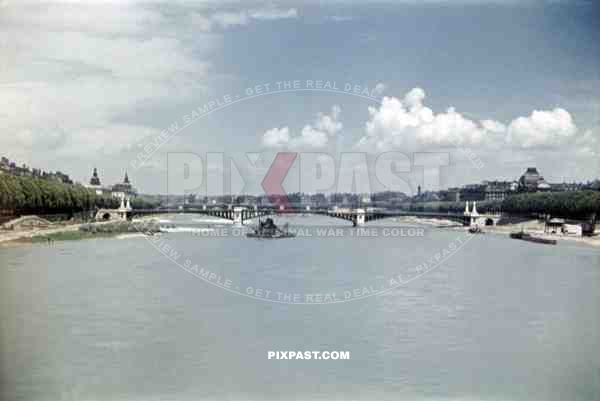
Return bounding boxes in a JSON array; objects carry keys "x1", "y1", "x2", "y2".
[
  {"x1": 469, "y1": 226, "x2": 482, "y2": 234},
  {"x1": 510, "y1": 231, "x2": 556, "y2": 245}
]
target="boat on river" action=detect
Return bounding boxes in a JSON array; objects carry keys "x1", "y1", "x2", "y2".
[
  {"x1": 246, "y1": 217, "x2": 295, "y2": 239},
  {"x1": 469, "y1": 226, "x2": 483, "y2": 234},
  {"x1": 509, "y1": 230, "x2": 557, "y2": 245}
]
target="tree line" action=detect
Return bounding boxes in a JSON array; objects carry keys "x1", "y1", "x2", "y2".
[
  {"x1": 501, "y1": 190, "x2": 600, "y2": 221},
  {"x1": 0, "y1": 174, "x2": 118, "y2": 216},
  {"x1": 407, "y1": 200, "x2": 503, "y2": 213},
  {"x1": 406, "y1": 191, "x2": 600, "y2": 221}
]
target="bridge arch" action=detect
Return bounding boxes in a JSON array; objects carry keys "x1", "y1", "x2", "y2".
[{"x1": 95, "y1": 209, "x2": 126, "y2": 222}]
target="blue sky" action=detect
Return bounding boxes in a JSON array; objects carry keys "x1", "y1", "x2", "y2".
[{"x1": 1, "y1": 0, "x2": 598, "y2": 194}]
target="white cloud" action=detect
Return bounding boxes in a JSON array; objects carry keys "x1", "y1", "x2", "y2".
[
  {"x1": 403, "y1": 87, "x2": 426, "y2": 109},
  {"x1": 211, "y1": 12, "x2": 251, "y2": 28},
  {"x1": 356, "y1": 87, "x2": 581, "y2": 153},
  {"x1": 481, "y1": 119, "x2": 507, "y2": 133},
  {"x1": 263, "y1": 127, "x2": 290, "y2": 148},
  {"x1": 295, "y1": 126, "x2": 330, "y2": 148},
  {"x1": 373, "y1": 82, "x2": 386, "y2": 96},
  {"x1": 262, "y1": 106, "x2": 342, "y2": 149},
  {"x1": 194, "y1": 8, "x2": 298, "y2": 31},
  {"x1": 506, "y1": 108, "x2": 577, "y2": 148},
  {"x1": 314, "y1": 105, "x2": 342, "y2": 136},
  {"x1": 249, "y1": 8, "x2": 298, "y2": 21},
  {"x1": 575, "y1": 128, "x2": 600, "y2": 157},
  {"x1": 358, "y1": 88, "x2": 494, "y2": 151}
]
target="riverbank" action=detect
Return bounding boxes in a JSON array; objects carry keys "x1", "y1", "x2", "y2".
[
  {"x1": 391, "y1": 216, "x2": 464, "y2": 227},
  {"x1": 482, "y1": 220, "x2": 600, "y2": 248},
  {"x1": 1, "y1": 215, "x2": 598, "y2": 249},
  {"x1": 394, "y1": 216, "x2": 600, "y2": 248},
  {"x1": 0, "y1": 222, "x2": 82, "y2": 247},
  {"x1": 0, "y1": 219, "x2": 161, "y2": 247}
]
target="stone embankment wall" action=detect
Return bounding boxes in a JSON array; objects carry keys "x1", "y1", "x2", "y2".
[{"x1": 1, "y1": 216, "x2": 54, "y2": 230}]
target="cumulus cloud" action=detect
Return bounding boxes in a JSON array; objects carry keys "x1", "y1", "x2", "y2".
[
  {"x1": 373, "y1": 82, "x2": 386, "y2": 96},
  {"x1": 263, "y1": 127, "x2": 290, "y2": 148},
  {"x1": 314, "y1": 105, "x2": 342, "y2": 136},
  {"x1": 356, "y1": 87, "x2": 580, "y2": 152},
  {"x1": 506, "y1": 108, "x2": 577, "y2": 148},
  {"x1": 262, "y1": 106, "x2": 342, "y2": 149},
  {"x1": 481, "y1": 119, "x2": 507, "y2": 134},
  {"x1": 357, "y1": 88, "x2": 493, "y2": 151}
]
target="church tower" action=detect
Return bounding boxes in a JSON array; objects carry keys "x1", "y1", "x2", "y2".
[{"x1": 89, "y1": 168, "x2": 101, "y2": 186}]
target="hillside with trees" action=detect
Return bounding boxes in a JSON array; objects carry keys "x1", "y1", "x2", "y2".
[{"x1": 0, "y1": 174, "x2": 119, "y2": 217}]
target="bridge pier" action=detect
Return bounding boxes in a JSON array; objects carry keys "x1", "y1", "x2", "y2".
[
  {"x1": 463, "y1": 201, "x2": 500, "y2": 227},
  {"x1": 117, "y1": 196, "x2": 132, "y2": 221},
  {"x1": 352, "y1": 208, "x2": 366, "y2": 227},
  {"x1": 233, "y1": 207, "x2": 245, "y2": 225}
]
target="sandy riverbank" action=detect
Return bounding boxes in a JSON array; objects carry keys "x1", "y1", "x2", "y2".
[
  {"x1": 0, "y1": 219, "x2": 161, "y2": 247},
  {"x1": 0, "y1": 222, "x2": 83, "y2": 247},
  {"x1": 483, "y1": 220, "x2": 600, "y2": 248},
  {"x1": 390, "y1": 216, "x2": 464, "y2": 227},
  {"x1": 132, "y1": 214, "x2": 178, "y2": 221},
  {"x1": 391, "y1": 216, "x2": 600, "y2": 248}
]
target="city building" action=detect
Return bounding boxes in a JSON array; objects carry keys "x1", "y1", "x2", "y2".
[
  {"x1": 459, "y1": 184, "x2": 486, "y2": 201},
  {"x1": 111, "y1": 171, "x2": 136, "y2": 200},
  {"x1": 86, "y1": 168, "x2": 106, "y2": 196},
  {"x1": 85, "y1": 168, "x2": 136, "y2": 200},
  {"x1": 89, "y1": 167, "x2": 101, "y2": 186},
  {"x1": 456, "y1": 180, "x2": 518, "y2": 202},
  {"x1": 518, "y1": 167, "x2": 550, "y2": 192},
  {"x1": 86, "y1": 168, "x2": 110, "y2": 196},
  {"x1": 442, "y1": 187, "x2": 461, "y2": 202},
  {"x1": 483, "y1": 180, "x2": 518, "y2": 201}
]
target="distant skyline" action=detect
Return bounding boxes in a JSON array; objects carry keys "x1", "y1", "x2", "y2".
[{"x1": 1, "y1": 0, "x2": 598, "y2": 194}]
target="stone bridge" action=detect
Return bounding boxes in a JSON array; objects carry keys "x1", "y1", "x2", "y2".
[{"x1": 94, "y1": 197, "x2": 132, "y2": 221}]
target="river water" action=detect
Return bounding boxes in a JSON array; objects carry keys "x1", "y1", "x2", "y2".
[{"x1": 1, "y1": 215, "x2": 599, "y2": 401}]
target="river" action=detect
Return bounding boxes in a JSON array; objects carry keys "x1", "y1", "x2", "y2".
[{"x1": 1, "y1": 215, "x2": 599, "y2": 401}]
